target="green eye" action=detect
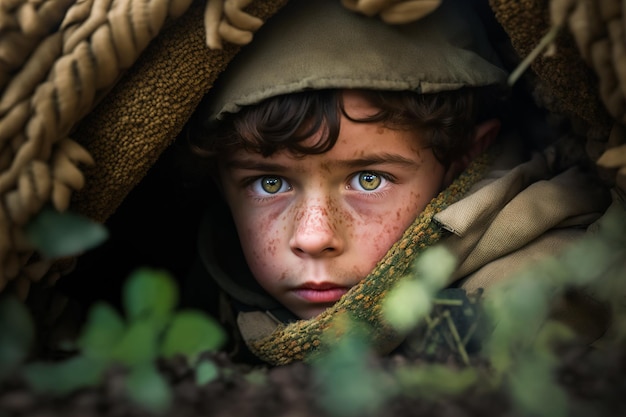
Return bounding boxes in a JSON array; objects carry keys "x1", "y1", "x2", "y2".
[
  {"x1": 358, "y1": 172, "x2": 381, "y2": 190},
  {"x1": 261, "y1": 176, "x2": 283, "y2": 194}
]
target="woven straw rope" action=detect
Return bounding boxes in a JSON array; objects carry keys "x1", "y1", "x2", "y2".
[
  {"x1": 0, "y1": 0, "x2": 194, "y2": 295},
  {"x1": 2, "y1": 0, "x2": 625, "y2": 303},
  {"x1": 550, "y1": 0, "x2": 626, "y2": 126},
  {"x1": 0, "y1": 0, "x2": 433, "y2": 298},
  {"x1": 555, "y1": 0, "x2": 626, "y2": 186}
]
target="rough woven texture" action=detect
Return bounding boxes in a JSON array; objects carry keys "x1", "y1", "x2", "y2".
[
  {"x1": 2, "y1": 0, "x2": 623, "y2": 291},
  {"x1": 248, "y1": 153, "x2": 492, "y2": 365},
  {"x1": 489, "y1": 0, "x2": 614, "y2": 160},
  {"x1": 0, "y1": 0, "x2": 196, "y2": 294},
  {"x1": 71, "y1": 0, "x2": 289, "y2": 223}
]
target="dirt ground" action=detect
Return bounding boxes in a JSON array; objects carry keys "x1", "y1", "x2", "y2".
[{"x1": 1, "y1": 338, "x2": 625, "y2": 417}]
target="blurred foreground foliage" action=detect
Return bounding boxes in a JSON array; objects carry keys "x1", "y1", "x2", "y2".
[
  {"x1": 25, "y1": 207, "x2": 109, "y2": 259},
  {"x1": 1, "y1": 269, "x2": 225, "y2": 414},
  {"x1": 314, "y1": 202, "x2": 625, "y2": 417},
  {"x1": 0, "y1": 203, "x2": 624, "y2": 416}
]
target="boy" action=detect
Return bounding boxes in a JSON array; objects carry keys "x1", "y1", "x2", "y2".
[{"x1": 185, "y1": 0, "x2": 610, "y2": 362}]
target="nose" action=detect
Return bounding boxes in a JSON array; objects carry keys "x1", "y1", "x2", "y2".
[{"x1": 289, "y1": 203, "x2": 345, "y2": 258}]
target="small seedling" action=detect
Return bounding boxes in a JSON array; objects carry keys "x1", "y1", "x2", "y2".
[
  {"x1": 383, "y1": 245, "x2": 456, "y2": 333},
  {"x1": 22, "y1": 268, "x2": 226, "y2": 413},
  {"x1": 312, "y1": 314, "x2": 395, "y2": 417}
]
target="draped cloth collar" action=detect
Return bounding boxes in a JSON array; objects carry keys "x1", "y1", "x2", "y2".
[{"x1": 199, "y1": 151, "x2": 494, "y2": 365}]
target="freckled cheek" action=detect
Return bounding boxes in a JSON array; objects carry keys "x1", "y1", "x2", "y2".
[
  {"x1": 375, "y1": 223, "x2": 401, "y2": 253},
  {"x1": 353, "y1": 199, "x2": 423, "y2": 264},
  {"x1": 350, "y1": 213, "x2": 394, "y2": 259},
  {"x1": 237, "y1": 212, "x2": 285, "y2": 281}
]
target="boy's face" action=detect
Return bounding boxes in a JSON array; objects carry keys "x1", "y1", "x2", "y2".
[{"x1": 218, "y1": 91, "x2": 447, "y2": 319}]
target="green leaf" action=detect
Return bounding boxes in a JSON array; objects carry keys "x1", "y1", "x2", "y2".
[
  {"x1": 23, "y1": 356, "x2": 106, "y2": 395},
  {"x1": 25, "y1": 208, "x2": 108, "y2": 259},
  {"x1": 486, "y1": 272, "x2": 551, "y2": 346},
  {"x1": 195, "y1": 359, "x2": 220, "y2": 385},
  {"x1": 383, "y1": 246, "x2": 456, "y2": 333},
  {"x1": 383, "y1": 280, "x2": 432, "y2": 332},
  {"x1": 110, "y1": 320, "x2": 159, "y2": 366},
  {"x1": 123, "y1": 268, "x2": 178, "y2": 326},
  {"x1": 561, "y1": 238, "x2": 615, "y2": 285},
  {"x1": 161, "y1": 310, "x2": 226, "y2": 363},
  {"x1": 314, "y1": 319, "x2": 393, "y2": 417},
  {"x1": 413, "y1": 246, "x2": 457, "y2": 292},
  {"x1": 395, "y1": 364, "x2": 479, "y2": 399},
  {"x1": 596, "y1": 202, "x2": 626, "y2": 243},
  {"x1": 77, "y1": 302, "x2": 126, "y2": 360},
  {"x1": 508, "y1": 352, "x2": 568, "y2": 417},
  {"x1": 125, "y1": 363, "x2": 172, "y2": 414},
  {"x1": 0, "y1": 297, "x2": 35, "y2": 380}
]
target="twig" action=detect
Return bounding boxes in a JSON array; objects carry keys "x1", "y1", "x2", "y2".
[{"x1": 508, "y1": 24, "x2": 562, "y2": 86}]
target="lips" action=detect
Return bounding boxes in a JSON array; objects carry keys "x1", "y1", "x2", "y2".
[{"x1": 293, "y1": 282, "x2": 350, "y2": 303}]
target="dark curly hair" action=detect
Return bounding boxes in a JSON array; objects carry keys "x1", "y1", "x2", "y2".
[{"x1": 191, "y1": 87, "x2": 507, "y2": 167}]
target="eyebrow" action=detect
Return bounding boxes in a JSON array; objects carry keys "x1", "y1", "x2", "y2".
[
  {"x1": 225, "y1": 159, "x2": 289, "y2": 172},
  {"x1": 225, "y1": 153, "x2": 420, "y2": 172},
  {"x1": 336, "y1": 153, "x2": 420, "y2": 169}
]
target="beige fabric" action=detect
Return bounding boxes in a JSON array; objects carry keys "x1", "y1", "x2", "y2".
[
  {"x1": 237, "y1": 311, "x2": 282, "y2": 341},
  {"x1": 436, "y1": 139, "x2": 612, "y2": 289},
  {"x1": 457, "y1": 229, "x2": 584, "y2": 291}
]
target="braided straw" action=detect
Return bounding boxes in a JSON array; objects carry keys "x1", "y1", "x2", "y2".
[
  {"x1": 4, "y1": 0, "x2": 624, "y2": 320},
  {"x1": 490, "y1": 0, "x2": 626, "y2": 188},
  {"x1": 69, "y1": 0, "x2": 288, "y2": 221},
  {"x1": 548, "y1": 0, "x2": 626, "y2": 126},
  {"x1": 204, "y1": 0, "x2": 444, "y2": 50},
  {"x1": 341, "y1": 0, "x2": 442, "y2": 24},
  {"x1": 0, "y1": 0, "x2": 196, "y2": 295},
  {"x1": 550, "y1": 0, "x2": 626, "y2": 189},
  {"x1": 248, "y1": 153, "x2": 492, "y2": 365},
  {"x1": 490, "y1": 0, "x2": 612, "y2": 134}
]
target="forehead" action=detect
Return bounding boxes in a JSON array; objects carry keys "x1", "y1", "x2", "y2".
[
  {"x1": 224, "y1": 121, "x2": 425, "y2": 171},
  {"x1": 216, "y1": 89, "x2": 435, "y2": 175}
]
